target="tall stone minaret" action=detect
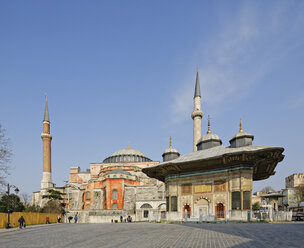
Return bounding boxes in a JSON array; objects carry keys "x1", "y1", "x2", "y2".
[
  {"x1": 191, "y1": 66, "x2": 203, "y2": 152},
  {"x1": 40, "y1": 96, "x2": 54, "y2": 190}
]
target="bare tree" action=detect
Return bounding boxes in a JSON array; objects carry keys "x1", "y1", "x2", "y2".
[
  {"x1": 260, "y1": 186, "x2": 275, "y2": 193},
  {"x1": 20, "y1": 192, "x2": 31, "y2": 208},
  {"x1": 0, "y1": 123, "x2": 12, "y2": 190}
]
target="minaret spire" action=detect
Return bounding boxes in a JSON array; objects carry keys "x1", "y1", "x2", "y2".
[
  {"x1": 191, "y1": 66, "x2": 203, "y2": 152},
  {"x1": 239, "y1": 119, "x2": 243, "y2": 133},
  {"x1": 207, "y1": 115, "x2": 211, "y2": 134},
  {"x1": 194, "y1": 65, "x2": 201, "y2": 98},
  {"x1": 44, "y1": 95, "x2": 50, "y2": 122},
  {"x1": 169, "y1": 136, "x2": 172, "y2": 148}
]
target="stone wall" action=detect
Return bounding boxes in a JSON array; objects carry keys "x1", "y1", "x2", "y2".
[{"x1": 286, "y1": 173, "x2": 304, "y2": 188}]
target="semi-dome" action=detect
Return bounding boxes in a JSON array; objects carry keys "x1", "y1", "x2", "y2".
[{"x1": 103, "y1": 145, "x2": 152, "y2": 163}]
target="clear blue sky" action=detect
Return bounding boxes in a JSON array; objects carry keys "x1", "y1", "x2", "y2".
[{"x1": 1, "y1": 1, "x2": 303, "y2": 195}]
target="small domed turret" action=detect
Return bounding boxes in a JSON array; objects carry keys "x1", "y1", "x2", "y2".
[
  {"x1": 229, "y1": 119, "x2": 254, "y2": 148},
  {"x1": 162, "y1": 137, "x2": 180, "y2": 162},
  {"x1": 197, "y1": 116, "x2": 222, "y2": 150}
]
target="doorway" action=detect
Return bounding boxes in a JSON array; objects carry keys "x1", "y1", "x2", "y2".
[
  {"x1": 183, "y1": 204, "x2": 191, "y2": 218},
  {"x1": 215, "y1": 203, "x2": 225, "y2": 218}
]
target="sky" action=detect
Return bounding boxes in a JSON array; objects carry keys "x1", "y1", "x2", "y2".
[{"x1": 0, "y1": 1, "x2": 303, "y2": 196}]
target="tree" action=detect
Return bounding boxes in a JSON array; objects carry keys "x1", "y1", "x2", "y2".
[
  {"x1": 42, "y1": 189, "x2": 66, "y2": 215},
  {"x1": 0, "y1": 124, "x2": 12, "y2": 190},
  {"x1": 0, "y1": 194, "x2": 25, "y2": 213},
  {"x1": 252, "y1": 202, "x2": 260, "y2": 211},
  {"x1": 41, "y1": 200, "x2": 66, "y2": 215},
  {"x1": 24, "y1": 204, "x2": 41, "y2": 212},
  {"x1": 20, "y1": 192, "x2": 31, "y2": 208},
  {"x1": 42, "y1": 189, "x2": 64, "y2": 200},
  {"x1": 260, "y1": 186, "x2": 275, "y2": 193}
]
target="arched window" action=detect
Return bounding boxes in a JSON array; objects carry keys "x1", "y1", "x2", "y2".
[
  {"x1": 85, "y1": 191, "x2": 91, "y2": 201},
  {"x1": 140, "y1": 203, "x2": 152, "y2": 209},
  {"x1": 112, "y1": 189, "x2": 118, "y2": 200},
  {"x1": 112, "y1": 203, "x2": 118, "y2": 209}
]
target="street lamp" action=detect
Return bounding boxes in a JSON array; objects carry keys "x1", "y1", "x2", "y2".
[{"x1": 6, "y1": 183, "x2": 19, "y2": 229}]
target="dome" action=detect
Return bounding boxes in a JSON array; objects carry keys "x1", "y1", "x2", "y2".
[
  {"x1": 162, "y1": 137, "x2": 180, "y2": 162},
  {"x1": 111, "y1": 148, "x2": 146, "y2": 157},
  {"x1": 229, "y1": 120, "x2": 254, "y2": 148},
  {"x1": 230, "y1": 131, "x2": 254, "y2": 140},
  {"x1": 103, "y1": 146, "x2": 152, "y2": 163},
  {"x1": 199, "y1": 133, "x2": 222, "y2": 143},
  {"x1": 163, "y1": 147, "x2": 179, "y2": 154},
  {"x1": 197, "y1": 116, "x2": 222, "y2": 150}
]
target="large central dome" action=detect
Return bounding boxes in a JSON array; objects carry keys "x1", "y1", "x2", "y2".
[{"x1": 103, "y1": 147, "x2": 152, "y2": 163}]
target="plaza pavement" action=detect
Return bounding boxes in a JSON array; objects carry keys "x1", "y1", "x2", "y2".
[{"x1": 0, "y1": 222, "x2": 303, "y2": 248}]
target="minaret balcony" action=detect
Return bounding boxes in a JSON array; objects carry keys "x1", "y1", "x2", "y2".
[
  {"x1": 41, "y1": 133, "x2": 52, "y2": 139},
  {"x1": 191, "y1": 110, "x2": 203, "y2": 119}
]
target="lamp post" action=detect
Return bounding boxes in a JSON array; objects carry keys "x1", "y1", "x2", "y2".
[{"x1": 6, "y1": 183, "x2": 19, "y2": 228}]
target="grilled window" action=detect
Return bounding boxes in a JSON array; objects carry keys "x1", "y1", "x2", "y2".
[
  {"x1": 166, "y1": 197, "x2": 169, "y2": 212},
  {"x1": 171, "y1": 196, "x2": 177, "y2": 212},
  {"x1": 232, "y1": 192, "x2": 241, "y2": 210},
  {"x1": 243, "y1": 191, "x2": 251, "y2": 210}
]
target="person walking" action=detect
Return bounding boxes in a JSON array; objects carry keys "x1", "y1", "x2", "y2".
[
  {"x1": 18, "y1": 216, "x2": 25, "y2": 229},
  {"x1": 74, "y1": 215, "x2": 78, "y2": 223},
  {"x1": 57, "y1": 216, "x2": 61, "y2": 223},
  {"x1": 68, "y1": 216, "x2": 73, "y2": 223},
  {"x1": 46, "y1": 216, "x2": 50, "y2": 224}
]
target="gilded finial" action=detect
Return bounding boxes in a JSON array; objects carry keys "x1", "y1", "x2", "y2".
[
  {"x1": 128, "y1": 142, "x2": 130, "y2": 149},
  {"x1": 239, "y1": 119, "x2": 243, "y2": 133},
  {"x1": 169, "y1": 136, "x2": 172, "y2": 148},
  {"x1": 207, "y1": 115, "x2": 211, "y2": 134}
]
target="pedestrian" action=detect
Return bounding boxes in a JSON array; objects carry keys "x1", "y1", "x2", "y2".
[
  {"x1": 57, "y1": 216, "x2": 61, "y2": 223},
  {"x1": 74, "y1": 215, "x2": 78, "y2": 223},
  {"x1": 18, "y1": 216, "x2": 25, "y2": 229},
  {"x1": 68, "y1": 216, "x2": 73, "y2": 223},
  {"x1": 120, "y1": 216, "x2": 123, "y2": 223},
  {"x1": 46, "y1": 216, "x2": 50, "y2": 224}
]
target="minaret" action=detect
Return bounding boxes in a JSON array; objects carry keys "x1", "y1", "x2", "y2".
[
  {"x1": 191, "y1": 65, "x2": 203, "y2": 152},
  {"x1": 40, "y1": 96, "x2": 54, "y2": 190}
]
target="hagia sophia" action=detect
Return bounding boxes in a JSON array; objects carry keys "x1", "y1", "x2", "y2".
[{"x1": 31, "y1": 67, "x2": 285, "y2": 222}]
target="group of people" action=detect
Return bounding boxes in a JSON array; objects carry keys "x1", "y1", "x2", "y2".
[
  {"x1": 15, "y1": 214, "x2": 78, "y2": 229},
  {"x1": 117, "y1": 216, "x2": 132, "y2": 223},
  {"x1": 68, "y1": 215, "x2": 78, "y2": 223}
]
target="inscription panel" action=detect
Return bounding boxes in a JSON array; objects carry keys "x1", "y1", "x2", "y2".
[{"x1": 194, "y1": 184, "x2": 212, "y2": 193}]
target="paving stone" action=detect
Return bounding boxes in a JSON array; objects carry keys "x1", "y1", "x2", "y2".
[{"x1": 0, "y1": 222, "x2": 303, "y2": 248}]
